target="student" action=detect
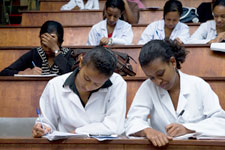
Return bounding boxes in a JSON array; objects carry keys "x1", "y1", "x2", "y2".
[
  {"x1": 138, "y1": 0, "x2": 190, "y2": 45},
  {"x1": 125, "y1": 40, "x2": 225, "y2": 147},
  {"x1": 60, "y1": 0, "x2": 99, "y2": 10},
  {"x1": 103, "y1": 0, "x2": 141, "y2": 24},
  {"x1": 0, "y1": 20, "x2": 74, "y2": 76},
  {"x1": 189, "y1": 0, "x2": 225, "y2": 44},
  {"x1": 87, "y1": 0, "x2": 133, "y2": 46},
  {"x1": 32, "y1": 46, "x2": 127, "y2": 137}
]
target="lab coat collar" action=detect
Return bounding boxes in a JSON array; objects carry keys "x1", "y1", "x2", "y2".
[
  {"x1": 210, "y1": 20, "x2": 216, "y2": 32},
  {"x1": 156, "y1": 20, "x2": 164, "y2": 32},
  {"x1": 101, "y1": 19, "x2": 123, "y2": 36}
]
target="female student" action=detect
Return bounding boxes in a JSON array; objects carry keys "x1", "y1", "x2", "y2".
[
  {"x1": 138, "y1": 0, "x2": 190, "y2": 45},
  {"x1": 87, "y1": 0, "x2": 133, "y2": 46},
  {"x1": 32, "y1": 46, "x2": 127, "y2": 137},
  {"x1": 0, "y1": 20, "x2": 74, "y2": 76},
  {"x1": 126, "y1": 40, "x2": 225, "y2": 147},
  {"x1": 190, "y1": 0, "x2": 225, "y2": 44}
]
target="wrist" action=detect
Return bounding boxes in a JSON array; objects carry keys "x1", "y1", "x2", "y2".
[{"x1": 108, "y1": 38, "x2": 113, "y2": 45}]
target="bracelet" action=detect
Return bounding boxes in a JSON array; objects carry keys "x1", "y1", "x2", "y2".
[{"x1": 54, "y1": 50, "x2": 59, "y2": 54}]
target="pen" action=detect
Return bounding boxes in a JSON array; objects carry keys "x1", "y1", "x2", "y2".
[
  {"x1": 36, "y1": 108, "x2": 45, "y2": 131},
  {"x1": 178, "y1": 110, "x2": 185, "y2": 117},
  {"x1": 32, "y1": 61, "x2": 36, "y2": 67}
]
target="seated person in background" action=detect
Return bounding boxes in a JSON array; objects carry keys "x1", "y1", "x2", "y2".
[
  {"x1": 138, "y1": 0, "x2": 190, "y2": 45},
  {"x1": 126, "y1": 40, "x2": 225, "y2": 147},
  {"x1": 103, "y1": 0, "x2": 142, "y2": 24},
  {"x1": 189, "y1": 0, "x2": 225, "y2": 44},
  {"x1": 61, "y1": 0, "x2": 99, "y2": 10},
  {"x1": 87, "y1": 0, "x2": 133, "y2": 46},
  {"x1": 0, "y1": 20, "x2": 74, "y2": 76},
  {"x1": 32, "y1": 46, "x2": 127, "y2": 137},
  {"x1": 197, "y1": 0, "x2": 216, "y2": 23}
]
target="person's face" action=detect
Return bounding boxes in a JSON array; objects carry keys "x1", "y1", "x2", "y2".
[
  {"x1": 76, "y1": 62, "x2": 110, "y2": 93},
  {"x1": 213, "y1": 5, "x2": 225, "y2": 28},
  {"x1": 105, "y1": 7, "x2": 122, "y2": 27},
  {"x1": 142, "y1": 57, "x2": 178, "y2": 91},
  {"x1": 164, "y1": 11, "x2": 180, "y2": 29}
]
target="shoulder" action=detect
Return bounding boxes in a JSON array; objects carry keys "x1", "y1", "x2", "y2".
[
  {"x1": 117, "y1": 19, "x2": 132, "y2": 27},
  {"x1": 92, "y1": 20, "x2": 105, "y2": 28},
  {"x1": 109, "y1": 73, "x2": 126, "y2": 86},
  {"x1": 48, "y1": 72, "x2": 73, "y2": 86},
  {"x1": 177, "y1": 21, "x2": 189, "y2": 29}
]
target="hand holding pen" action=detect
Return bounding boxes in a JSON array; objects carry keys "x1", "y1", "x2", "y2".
[{"x1": 32, "y1": 108, "x2": 51, "y2": 138}]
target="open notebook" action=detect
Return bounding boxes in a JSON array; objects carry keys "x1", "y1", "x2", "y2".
[
  {"x1": 174, "y1": 132, "x2": 225, "y2": 140},
  {"x1": 210, "y1": 43, "x2": 225, "y2": 52}
]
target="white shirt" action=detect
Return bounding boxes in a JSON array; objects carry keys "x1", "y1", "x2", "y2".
[
  {"x1": 188, "y1": 20, "x2": 217, "y2": 44},
  {"x1": 38, "y1": 72, "x2": 127, "y2": 135},
  {"x1": 87, "y1": 19, "x2": 133, "y2": 45},
  {"x1": 126, "y1": 71, "x2": 225, "y2": 136},
  {"x1": 138, "y1": 20, "x2": 190, "y2": 45}
]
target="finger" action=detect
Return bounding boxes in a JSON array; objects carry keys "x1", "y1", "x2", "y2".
[
  {"x1": 167, "y1": 126, "x2": 177, "y2": 136},
  {"x1": 169, "y1": 127, "x2": 179, "y2": 137},
  {"x1": 154, "y1": 137, "x2": 163, "y2": 147},
  {"x1": 150, "y1": 137, "x2": 158, "y2": 147}
]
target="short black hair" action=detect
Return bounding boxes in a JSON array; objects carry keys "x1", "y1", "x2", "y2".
[
  {"x1": 139, "y1": 39, "x2": 187, "y2": 69},
  {"x1": 213, "y1": 0, "x2": 225, "y2": 9},
  {"x1": 163, "y1": 0, "x2": 183, "y2": 18},
  {"x1": 82, "y1": 46, "x2": 117, "y2": 77},
  {"x1": 40, "y1": 20, "x2": 64, "y2": 46},
  {"x1": 105, "y1": 0, "x2": 125, "y2": 13}
]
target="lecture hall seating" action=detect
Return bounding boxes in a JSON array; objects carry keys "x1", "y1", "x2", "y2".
[
  {"x1": 0, "y1": 24, "x2": 199, "y2": 46},
  {"x1": 39, "y1": 0, "x2": 212, "y2": 11}
]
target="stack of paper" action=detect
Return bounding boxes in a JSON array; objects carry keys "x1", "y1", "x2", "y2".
[
  {"x1": 210, "y1": 43, "x2": 225, "y2": 52},
  {"x1": 43, "y1": 131, "x2": 89, "y2": 141},
  {"x1": 14, "y1": 74, "x2": 57, "y2": 77}
]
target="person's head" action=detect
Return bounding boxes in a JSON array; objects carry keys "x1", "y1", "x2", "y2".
[
  {"x1": 76, "y1": 46, "x2": 117, "y2": 92},
  {"x1": 40, "y1": 20, "x2": 64, "y2": 48},
  {"x1": 105, "y1": 0, "x2": 125, "y2": 26},
  {"x1": 213, "y1": 0, "x2": 225, "y2": 28},
  {"x1": 163, "y1": 0, "x2": 183, "y2": 29},
  {"x1": 139, "y1": 40, "x2": 187, "y2": 90}
]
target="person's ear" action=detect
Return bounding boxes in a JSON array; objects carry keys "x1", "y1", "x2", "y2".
[
  {"x1": 170, "y1": 56, "x2": 177, "y2": 68},
  {"x1": 79, "y1": 55, "x2": 84, "y2": 69}
]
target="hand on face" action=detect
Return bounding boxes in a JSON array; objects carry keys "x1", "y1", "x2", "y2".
[
  {"x1": 144, "y1": 128, "x2": 172, "y2": 147},
  {"x1": 32, "y1": 123, "x2": 51, "y2": 138},
  {"x1": 100, "y1": 37, "x2": 110, "y2": 45},
  {"x1": 166, "y1": 123, "x2": 194, "y2": 137},
  {"x1": 18, "y1": 67, "x2": 42, "y2": 75},
  {"x1": 41, "y1": 33, "x2": 60, "y2": 53}
]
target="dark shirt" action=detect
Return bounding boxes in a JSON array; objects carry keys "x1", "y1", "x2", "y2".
[
  {"x1": 0, "y1": 47, "x2": 75, "y2": 76},
  {"x1": 197, "y1": 2, "x2": 214, "y2": 23}
]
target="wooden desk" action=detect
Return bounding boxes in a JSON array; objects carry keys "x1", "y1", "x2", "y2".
[
  {"x1": 0, "y1": 77, "x2": 224, "y2": 117},
  {"x1": 0, "y1": 24, "x2": 198, "y2": 46},
  {"x1": 0, "y1": 45, "x2": 224, "y2": 78},
  {"x1": 0, "y1": 137, "x2": 224, "y2": 150},
  {"x1": 21, "y1": 10, "x2": 164, "y2": 25},
  {"x1": 39, "y1": 0, "x2": 212, "y2": 11}
]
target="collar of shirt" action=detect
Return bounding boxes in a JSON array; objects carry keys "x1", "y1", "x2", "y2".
[{"x1": 63, "y1": 68, "x2": 113, "y2": 106}]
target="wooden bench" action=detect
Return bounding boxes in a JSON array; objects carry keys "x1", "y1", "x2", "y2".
[
  {"x1": 20, "y1": 9, "x2": 165, "y2": 25},
  {"x1": 39, "y1": 0, "x2": 212, "y2": 11},
  {"x1": 0, "y1": 24, "x2": 199, "y2": 46},
  {"x1": 1, "y1": 45, "x2": 225, "y2": 78},
  {"x1": 0, "y1": 76, "x2": 224, "y2": 117}
]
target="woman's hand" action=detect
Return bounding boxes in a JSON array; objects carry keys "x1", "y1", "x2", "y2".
[
  {"x1": 41, "y1": 33, "x2": 60, "y2": 52},
  {"x1": 143, "y1": 128, "x2": 172, "y2": 147},
  {"x1": 208, "y1": 32, "x2": 225, "y2": 44},
  {"x1": 32, "y1": 123, "x2": 51, "y2": 138},
  {"x1": 18, "y1": 67, "x2": 42, "y2": 75},
  {"x1": 166, "y1": 123, "x2": 194, "y2": 137},
  {"x1": 100, "y1": 37, "x2": 110, "y2": 45}
]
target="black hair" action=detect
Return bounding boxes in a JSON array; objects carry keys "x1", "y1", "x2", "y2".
[
  {"x1": 163, "y1": 0, "x2": 183, "y2": 18},
  {"x1": 105, "y1": 0, "x2": 125, "y2": 13},
  {"x1": 139, "y1": 40, "x2": 187, "y2": 69},
  {"x1": 40, "y1": 20, "x2": 64, "y2": 46},
  {"x1": 213, "y1": 0, "x2": 225, "y2": 9},
  {"x1": 82, "y1": 46, "x2": 117, "y2": 77}
]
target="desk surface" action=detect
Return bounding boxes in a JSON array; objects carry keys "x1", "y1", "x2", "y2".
[{"x1": 0, "y1": 137, "x2": 225, "y2": 150}]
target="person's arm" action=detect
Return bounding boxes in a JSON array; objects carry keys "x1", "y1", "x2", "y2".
[
  {"x1": 75, "y1": 75, "x2": 127, "y2": 135},
  {"x1": 138, "y1": 23, "x2": 155, "y2": 45},
  {"x1": 123, "y1": 0, "x2": 139, "y2": 24},
  {"x1": 53, "y1": 49, "x2": 75, "y2": 74},
  {"x1": 176, "y1": 23, "x2": 190, "y2": 44},
  {"x1": 0, "y1": 49, "x2": 38, "y2": 76},
  {"x1": 182, "y1": 80, "x2": 225, "y2": 135},
  {"x1": 87, "y1": 25, "x2": 100, "y2": 45},
  {"x1": 111, "y1": 23, "x2": 133, "y2": 45}
]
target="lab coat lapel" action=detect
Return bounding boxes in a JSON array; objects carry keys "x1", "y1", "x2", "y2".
[
  {"x1": 101, "y1": 19, "x2": 108, "y2": 37},
  {"x1": 86, "y1": 88, "x2": 108, "y2": 107},
  {"x1": 156, "y1": 20, "x2": 165, "y2": 39},
  {"x1": 112, "y1": 20, "x2": 122, "y2": 38}
]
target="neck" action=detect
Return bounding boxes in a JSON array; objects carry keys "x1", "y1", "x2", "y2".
[{"x1": 169, "y1": 70, "x2": 180, "y2": 93}]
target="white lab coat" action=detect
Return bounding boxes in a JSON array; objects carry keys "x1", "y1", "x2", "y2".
[
  {"x1": 38, "y1": 72, "x2": 127, "y2": 135},
  {"x1": 87, "y1": 19, "x2": 133, "y2": 45},
  {"x1": 126, "y1": 71, "x2": 225, "y2": 136},
  {"x1": 188, "y1": 20, "x2": 217, "y2": 44},
  {"x1": 138, "y1": 20, "x2": 190, "y2": 45}
]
